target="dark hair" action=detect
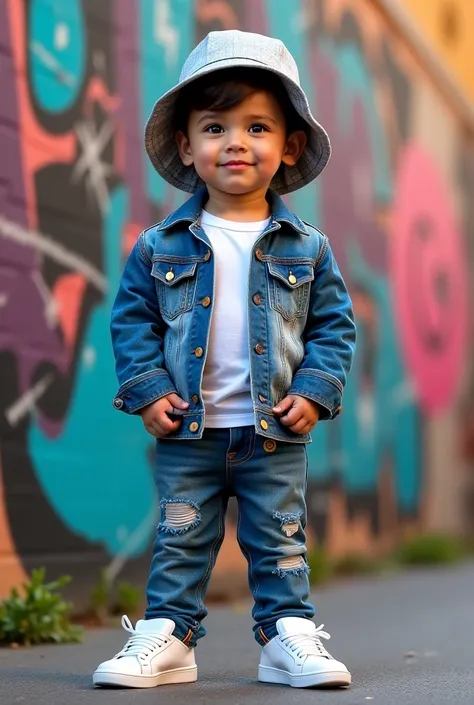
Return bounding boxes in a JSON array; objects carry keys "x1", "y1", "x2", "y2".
[{"x1": 173, "y1": 67, "x2": 308, "y2": 136}]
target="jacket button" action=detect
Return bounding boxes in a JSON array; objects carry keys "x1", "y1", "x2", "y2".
[
  {"x1": 260, "y1": 419, "x2": 269, "y2": 430},
  {"x1": 255, "y1": 248, "x2": 264, "y2": 261},
  {"x1": 253, "y1": 294, "x2": 262, "y2": 305},
  {"x1": 191, "y1": 395, "x2": 199, "y2": 404},
  {"x1": 189, "y1": 421, "x2": 199, "y2": 432},
  {"x1": 203, "y1": 250, "x2": 211, "y2": 262},
  {"x1": 336, "y1": 405, "x2": 343, "y2": 414},
  {"x1": 255, "y1": 344, "x2": 264, "y2": 355},
  {"x1": 288, "y1": 273, "x2": 297, "y2": 285},
  {"x1": 113, "y1": 398, "x2": 124, "y2": 410},
  {"x1": 165, "y1": 270, "x2": 175, "y2": 282},
  {"x1": 202, "y1": 296, "x2": 211, "y2": 308},
  {"x1": 194, "y1": 347, "x2": 204, "y2": 358}
]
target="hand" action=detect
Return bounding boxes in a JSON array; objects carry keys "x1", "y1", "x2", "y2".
[
  {"x1": 140, "y1": 393, "x2": 189, "y2": 438},
  {"x1": 273, "y1": 395, "x2": 320, "y2": 434}
]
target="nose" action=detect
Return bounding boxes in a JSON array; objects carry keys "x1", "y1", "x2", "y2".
[{"x1": 225, "y1": 129, "x2": 247, "y2": 153}]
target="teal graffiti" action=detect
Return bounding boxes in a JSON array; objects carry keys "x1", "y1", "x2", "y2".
[
  {"x1": 307, "y1": 243, "x2": 420, "y2": 513},
  {"x1": 265, "y1": 0, "x2": 321, "y2": 224},
  {"x1": 331, "y1": 40, "x2": 391, "y2": 202},
  {"x1": 28, "y1": 186, "x2": 157, "y2": 555},
  {"x1": 139, "y1": 0, "x2": 193, "y2": 206},
  {"x1": 29, "y1": 0, "x2": 86, "y2": 113},
  {"x1": 301, "y1": 38, "x2": 419, "y2": 512}
]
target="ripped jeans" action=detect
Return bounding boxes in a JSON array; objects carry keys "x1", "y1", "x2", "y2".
[{"x1": 145, "y1": 426, "x2": 315, "y2": 646}]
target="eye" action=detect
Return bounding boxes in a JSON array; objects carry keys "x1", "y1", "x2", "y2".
[
  {"x1": 205, "y1": 124, "x2": 224, "y2": 134},
  {"x1": 249, "y1": 124, "x2": 269, "y2": 133}
]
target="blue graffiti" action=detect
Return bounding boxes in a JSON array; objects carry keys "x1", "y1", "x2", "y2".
[
  {"x1": 266, "y1": 0, "x2": 321, "y2": 224},
  {"x1": 139, "y1": 0, "x2": 193, "y2": 206},
  {"x1": 28, "y1": 186, "x2": 157, "y2": 555},
  {"x1": 29, "y1": 0, "x2": 86, "y2": 113},
  {"x1": 303, "y1": 38, "x2": 420, "y2": 512},
  {"x1": 307, "y1": 243, "x2": 421, "y2": 512}
]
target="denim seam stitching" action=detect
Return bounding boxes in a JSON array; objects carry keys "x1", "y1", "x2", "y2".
[
  {"x1": 314, "y1": 235, "x2": 329, "y2": 269},
  {"x1": 194, "y1": 496, "x2": 226, "y2": 622},
  {"x1": 292, "y1": 369, "x2": 343, "y2": 394},
  {"x1": 231, "y1": 430, "x2": 256, "y2": 467},
  {"x1": 137, "y1": 232, "x2": 151, "y2": 265},
  {"x1": 276, "y1": 313, "x2": 286, "y2": 401},
  {"x1": 225, "y1": 431, "x2": 233, "y2": 487},
  {"x1": 236, "y1": 500, "x2": 262, "y2": 621},
  {"x1": 119, "y1": 369, "x2": 169, "y2": 392},
  {"x1": 261, "y1": 255, "x2": 316, "y2": 265}
]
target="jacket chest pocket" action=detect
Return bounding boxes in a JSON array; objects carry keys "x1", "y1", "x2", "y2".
[
  {"x1": 151, "y1": 259, "x2": 198, "y2": 320},
  {"x1": 267, "y1": 260, "x2": 314, "y2": 321}
]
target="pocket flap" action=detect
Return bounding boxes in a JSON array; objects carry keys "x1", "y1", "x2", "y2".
[
  {"x1": 151, "y1": 260, "x2": 197, "y2": 286},
  {"x1": 267, "y1": 261, "x2": 314, "y2": 289}
]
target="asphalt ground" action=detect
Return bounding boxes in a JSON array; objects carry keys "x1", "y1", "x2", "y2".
[{"x1": 1, "y1": 562, "x2": 473, "y2": 705}]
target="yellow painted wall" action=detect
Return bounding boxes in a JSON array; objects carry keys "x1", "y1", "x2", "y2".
[{"x1": 399, "y1": 0, "x2": 474, "y2": 100}]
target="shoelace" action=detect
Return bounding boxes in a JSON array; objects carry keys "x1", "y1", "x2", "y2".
[
  {"x1": 115, "y1": 615, "x2": 169, "y2": 659},
  {"x1": 281, "y1": 624, "x2": 332, "y2": 659}
]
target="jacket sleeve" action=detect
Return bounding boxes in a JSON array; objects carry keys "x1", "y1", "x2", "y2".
[
  {"x1": 287, "y1": 237, "x2": 356, "y2": 420},
  {"x1": 110, "y1": 232, "x2": 177, "y2": 413}
]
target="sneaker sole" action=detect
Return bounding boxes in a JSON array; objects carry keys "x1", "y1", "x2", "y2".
[
  {"x1": 258, "y1": 665, "x2": 351, "y2": 688},
  {"x1": 92, "y1": 665, "x2": 197, "y2": 688}
]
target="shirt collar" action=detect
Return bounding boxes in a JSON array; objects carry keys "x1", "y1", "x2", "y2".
[{"x1": 157, "y1": 187, "x2": 309, "y2": 235}]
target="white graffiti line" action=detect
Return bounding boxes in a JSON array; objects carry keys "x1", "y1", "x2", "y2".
[
  {"x1": 154, "y1": 0, "x2": 179, "y2": 67},
  {"x1": 73, "y1": 119, "x2": 115, "y2": 214},
  {"x1": 31, "y1": 271, "x2": 58, "y2": 329},
  {"x1": 30, "y1": 39, "x2": 77, "y2": 87},
  {"x1": 104, "y1": 502, "x2": 159, "y2": 585},
  {"x1": 0, "y1": 215, "x2": 106, "y2": 293},
  {"x1": 5, "y1": 374, "x2": 54, "y2": 427},
  {"x1": 0, "y1": 293, "x2": 8, "y2": 308}
]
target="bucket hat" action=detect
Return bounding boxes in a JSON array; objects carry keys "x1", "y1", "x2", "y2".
[{"x1": 144, "y1": 29, "x2": 331, "y2": 195}]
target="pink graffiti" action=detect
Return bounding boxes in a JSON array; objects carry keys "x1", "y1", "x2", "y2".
[{"x1": 391, "y1": 144, "x2": 468, "y2": 414}]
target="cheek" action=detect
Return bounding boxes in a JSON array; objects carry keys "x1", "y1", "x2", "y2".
[
  {"x1": 255, "y1": 139, "x2": 285, "y2": 167},
  {"x1": 192, "y1": 142, "x2": 219, "y2": 170}
]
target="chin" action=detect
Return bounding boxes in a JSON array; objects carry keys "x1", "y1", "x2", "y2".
[{"x1": 216, "y1": 178, "x2": 269, "y2": 195}]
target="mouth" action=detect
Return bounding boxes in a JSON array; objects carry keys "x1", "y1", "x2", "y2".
[{"x1": 220, "y1": 161, "x2": 254, "y2": 169}]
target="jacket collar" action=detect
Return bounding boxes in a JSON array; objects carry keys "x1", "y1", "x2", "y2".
[{"x1": 157, "y1": 187, "x2": 309, "y2": 235}]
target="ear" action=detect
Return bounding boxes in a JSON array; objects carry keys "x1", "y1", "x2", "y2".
[
  {"x1": 175, "y1": 131, "x2": 194, "y2": 166},
  {"x1": 281, "y1": 130, "x2": 307, "y2": 167}
]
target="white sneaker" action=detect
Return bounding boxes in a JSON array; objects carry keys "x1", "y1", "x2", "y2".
[
  {"x1": 92, "y1": 615, "x2": 197, "y2": 688},
  {"x1": 258, "y1": 617, "x2": 351, "y2": 688}
]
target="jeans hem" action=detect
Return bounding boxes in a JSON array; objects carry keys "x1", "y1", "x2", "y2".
[{"x1": 143, "y1": 615, "x2": 200, "y2": 647}]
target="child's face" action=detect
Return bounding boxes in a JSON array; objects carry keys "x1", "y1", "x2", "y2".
[{"x1": 176, "y1": 89, "x2": 306, "y2": 198}]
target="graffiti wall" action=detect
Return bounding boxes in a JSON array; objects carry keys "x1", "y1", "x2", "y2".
[{"x1": 0, "y1": 0, "x2": 472, "y2": 600}]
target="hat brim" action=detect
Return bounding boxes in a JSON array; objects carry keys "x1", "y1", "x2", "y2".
[{"x1": 144, "y1": 57, "x2": 331, "y2": 195}]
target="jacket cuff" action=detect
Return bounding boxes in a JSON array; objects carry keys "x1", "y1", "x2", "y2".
[
  {"x1": 112, "y1": 370, "x2": 177, "y2": 414},
  {"x1": 288, "y1": 370, "x2": 343, "y2": 420}
]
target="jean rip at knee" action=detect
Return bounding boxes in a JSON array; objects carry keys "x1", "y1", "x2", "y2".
[{"x1": 158, "y1": 498, "x2": 202, "y2": 535}]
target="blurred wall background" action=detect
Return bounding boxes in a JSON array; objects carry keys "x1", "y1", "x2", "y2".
[{"x1": 0, "y1": 0, "x2": 473, "y2": 605}]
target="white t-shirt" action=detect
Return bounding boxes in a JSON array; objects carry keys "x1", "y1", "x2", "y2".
[{"x1": 200, "y1": 210, "x2": 270, "y2": 428}]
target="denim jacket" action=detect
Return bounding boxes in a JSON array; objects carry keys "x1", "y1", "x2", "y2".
[{"x1": 110, "y1": 188, "x2": 356, "y2": 443}]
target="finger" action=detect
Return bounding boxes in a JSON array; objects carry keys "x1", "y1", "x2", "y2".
[
  {"x1": 147, "y1": 414, "x2": 180, "y2": 436},
  {"x1": 167, "y1": 393, "x2": 190, "y2": 410},
  {"x1": 273, "y1": 396, "x2": 294, "y2": 415},
  {"x1": 289, "y1": 418, "x2": 311, "y2": 434},
  {"x1": 280, "y1": 406, "x2": 304, "y2": 426},
  {"x1": 301, "y1": 420, "x2": 316, "y2": 434},
  {"x1": 157, "y1": 413, "x2": 182, "y2": 433},
  {"x1": 145, "y1": 420, "x2": 165, "y2": 438}
]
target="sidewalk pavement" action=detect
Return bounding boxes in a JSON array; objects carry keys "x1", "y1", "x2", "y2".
[{"x1": 1, "y1": 562, "x2": 473, "y2": 705}]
